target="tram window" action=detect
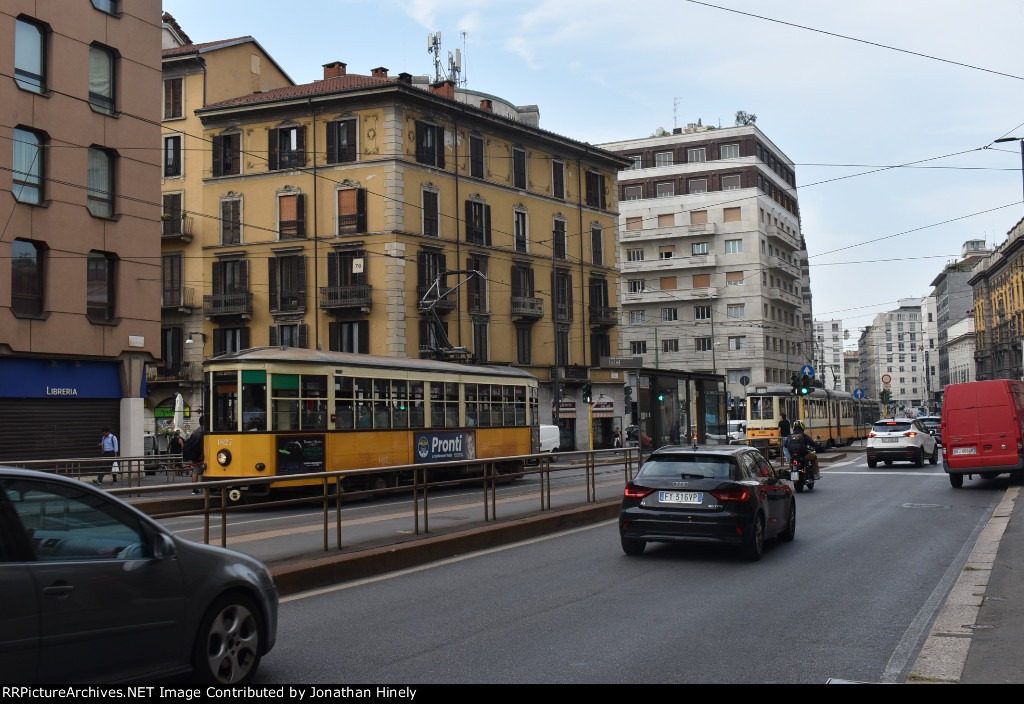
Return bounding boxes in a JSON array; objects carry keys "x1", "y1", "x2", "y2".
[
  {"x1": 272, "y1": 374, "x2": 300, "y2": 398},
  {"x1": 213, "y1": 371, "x2": 238, "y2": 432},
  {"x1": 429, "y1": 382, "x2": 445, "y2": 427},
  {"x1": 392, "y1": 380, "x2": 409, "y2": 428},
  {"x1": 465, "y1": 384, "x2": 478, "y2": 427},
  {"x1": 333, "y1": 376, "x2": 354, "y2": 429},
  {"x1": 445, "y1": 382, "x2": 459, "y2": 427},
  {"x1": 530, "y1": 386, "x2": 539, "y2": 425},
  {"x1": 491, "y1": 385, "x2": 503, "y2": 427},
  {"x1": 355, "y1": 402, "x2": 372, "y2": 428},
  {"x1": 303, "y1": 375, "x2": 327, "y2": 398},
  {"x1": 273, "y1": 399, "x2": 299, "y2": 431},
  {"x1": 354, "y1": 378, "x2": 371, "y2": 401},
  {"x1": 503, "y1": 386, "x2": 515, "y2": 426},
  {"x1": 515, "y1": 386, "x2": 527, "y2": 426},
  {"x1": 241, "y1": 371, "x2": 267, "y2": 431},
  {"x1": 409, "y1": 381, "x2": 425, "y2": 428},
  {"x1": 477, "y1": 385, "x2": 491, "y2": 427},
  {"x1": 354, "y1": 378, "x2": 372, "y2": 427}
]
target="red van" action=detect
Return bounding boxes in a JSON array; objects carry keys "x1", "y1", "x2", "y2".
[{"x1": 941, "y1": 379, "x2": 1024, "y2": 487}]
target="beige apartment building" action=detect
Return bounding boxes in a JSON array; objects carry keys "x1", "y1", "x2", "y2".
[{"x1": 1, "y1": 0, "x2": 161, "y2": 459}]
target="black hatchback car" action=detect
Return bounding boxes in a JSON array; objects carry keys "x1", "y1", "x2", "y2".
[{"x1": 619, "y1": 445, "x2": 795, "y2": 560}]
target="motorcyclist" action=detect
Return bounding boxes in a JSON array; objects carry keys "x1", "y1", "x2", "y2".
[{"x1": 784, "y1": 421, "x2": 821, "y2": 480}]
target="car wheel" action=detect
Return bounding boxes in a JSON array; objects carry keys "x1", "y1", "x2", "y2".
[
  {"x1": 620, "y1": 537, "x2": 646, "y2": 556},
  {"x1": 742, "y1": 514, "x2": 764, "y2": 561},
  {"x1": 780, "y1": 501, "x2": 796, "y2": 542},
  {"x1": 914, "y1": 449, "x2": 924, "y2": 468},
  {"x1": 192, "y1": 594, "x2": 264, "y2": 685},
  {"x1": 867, "y1": 458, "x2": 877, "y2": 468},
  {"x1": 949, "y1": 473, "x2": 964, "y2": 488},
  {"x1": 929, "y1": 445, "x2": 939, "y2": 465}
]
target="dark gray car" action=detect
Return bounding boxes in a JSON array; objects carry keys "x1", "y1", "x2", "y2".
[{"x1": 0, "y1": 467, "x2": 277, "y2": 684}]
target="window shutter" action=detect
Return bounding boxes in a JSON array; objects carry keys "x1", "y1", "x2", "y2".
[
  {"x1": 240, "y1": 259, "x2": 249, "y2": 293},
  {"x1": 296, "y1": 194, "x2": 306, "y2": 236},
  {"x1": 212, "y1": 135, "x2": 224, "y2": 177},
  {"x1": 213, "y1": 328, "x2": 224, "y2": 356},
  {"x1": 268, "y1": 258, "x2": 278, "y2": 312},
  {"x1": 296, "y1": 126, "x2": 306, "y2": 167},
  {"x1": 356, "y1": 188, "x2": 367, "y2": 232},
  {"x1": 435, "y1": 126, "x2": 445, "y2": 168},
  {"x1": 212, "y1": 260, "x2": 223, "y2": 295},
  {"x1": 358, "y1": 321, "x2": 369, "y2": 353},
  {"x1": 327, "y1": 251, "x2": 339, "y2": 288},
  {"x1": 239, "y1": 327, "x2": 250, "y2": 350},
  {"x1": 298, "y1": 324, "x2": 308, "y2": 349},
  {"x1": 268, "y1": 129, "x2": 278, "y2": 171},
  {"x1": 345, "y1": 121, "x2": 356, "y2": 161},
  {"x1": 484, "y1": 204, "x2": 492, "y2": 245},
  {"x1": 464, "y1": 201, "x2": 473, "y2": 242},
  {"x1": 329, "y1": 322, "x2": 339, "y2": 351},
  {"x1": 354, "y1": 250, "x2": 367, "y2": 286},
  {"x1": 297, "y1": 255, "x2": 307, "y2": 306},
  {"x1": 325, "y1": 122, "x2": 337, "y2": 164},
  {"x1": 269, "y1": 325, "x2": 278, "y2": 347}
]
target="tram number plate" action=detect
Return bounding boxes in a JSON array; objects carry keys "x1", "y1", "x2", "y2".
[
  {"x1": 659, "y1": 491, "x2": 702, "y2": 504},
  {"x1": 952, "y1": 447, "x2": 977, "y2": 455}
]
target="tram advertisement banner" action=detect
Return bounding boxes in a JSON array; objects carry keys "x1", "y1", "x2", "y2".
[
  {"x1": 414, "y1": 431, "x2": 477, "y2": 464},
  {"x1": 276, "y1": 434, "x2": 326, "y2": 475}
]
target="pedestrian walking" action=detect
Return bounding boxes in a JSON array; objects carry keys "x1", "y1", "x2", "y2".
[
  {"x1": 93, "y1": 427, "x2": 119, "y2": 485},
  {"x1": 778, "y1": 412, "x2": 792, "y2": 464}
]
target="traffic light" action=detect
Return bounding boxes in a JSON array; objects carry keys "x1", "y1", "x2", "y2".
[
  {"x1": 623, "y1": 384, "x2": 633, "y2": 405},
  {"x1": 800, "y1": 374, "x2": 811, "y2": 396},
  {"x1": 791, "y1": 374, "x2": 799, "y2": 395},
  {"x1": 582, "y1": 382, "x2": 593, "y2": 404}
]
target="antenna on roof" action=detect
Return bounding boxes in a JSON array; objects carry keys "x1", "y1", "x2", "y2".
[
  {"x1": 428, "y1": 31, "x2": 443, "y2": 82},
  {"x1": 428, "y1": 30, "x2": 466, "y2": 86}
]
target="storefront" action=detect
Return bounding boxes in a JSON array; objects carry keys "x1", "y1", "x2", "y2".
[{"x1": 0, "y1": 357, "x2": 124, "y2": 460}]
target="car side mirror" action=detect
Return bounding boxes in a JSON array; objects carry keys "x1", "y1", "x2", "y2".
[{"x1": 152, "y1": 533, "x2": 177, "y2": 560}]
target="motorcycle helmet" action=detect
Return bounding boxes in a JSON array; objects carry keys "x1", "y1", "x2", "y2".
[{"x1": 792, "y1": 421, "x2": 804, "y2": 432}]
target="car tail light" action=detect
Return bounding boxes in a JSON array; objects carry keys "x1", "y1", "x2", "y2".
[
  {"x1": 904, "y1": 432, "x2": 917, "y2": 438},
  {"x1": 711, "y1": 487, "x2": 750, "y2": 502},
  {"x1": 868, "y1": 432, "x2": 877, "y2": 437},
  {"x1": 624, "y1": 484, "x2": 654, "y2": 499}
]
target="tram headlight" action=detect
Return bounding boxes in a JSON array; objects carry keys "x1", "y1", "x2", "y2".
[
  {"x1": 216, "y1": 449, "x2": 232, "y2": 466},
  {"x1": 255, "y1": 462, "x2": 266, "y2": 472}
]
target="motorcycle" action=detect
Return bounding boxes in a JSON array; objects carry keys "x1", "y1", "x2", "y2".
[{"x1": 788, "y1": 454, "x2": 815, "y2": 492}]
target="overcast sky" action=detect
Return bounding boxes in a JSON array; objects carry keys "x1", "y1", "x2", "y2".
[{"x1": 163, "y1": 0, "x2": 1024, "y2": 346}]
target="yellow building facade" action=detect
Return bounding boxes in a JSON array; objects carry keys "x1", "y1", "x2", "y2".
[
  {"x1": 971, "y1": 217, "x2": 1024, "y2": 380},
  {"x1": 161, "y1": 56, "x2": 626, "y2": 446}
]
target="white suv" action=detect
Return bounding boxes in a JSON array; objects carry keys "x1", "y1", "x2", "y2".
[{"x1": 866, "y1": 418, "x2": 939, "y2": 468}]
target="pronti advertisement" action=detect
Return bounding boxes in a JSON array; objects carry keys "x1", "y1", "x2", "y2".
[
  {"x1": 414, "y1": 431, "x2": 477, "y2": 464},
  {"x1": 276, "y1": 435, "x2": 326, "y2": 475}
]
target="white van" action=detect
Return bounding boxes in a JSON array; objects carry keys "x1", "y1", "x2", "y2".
[
  {"x1": 728, "y1": 420, "x2": 746, "y2": 441},
  {"x1": 539, "y1": 424, "x2": 560, "y2": 454}
]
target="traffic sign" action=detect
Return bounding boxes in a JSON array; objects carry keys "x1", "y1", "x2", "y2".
[
  {"x1": 801, "y1": 365, "x2": 815, "y2": 376},
  {"x1": 853, "y1": 388, "x2": 864, "y2": 399},
  {"x1": 881, "y1": 374, "x2": 891, "y2": 384}
]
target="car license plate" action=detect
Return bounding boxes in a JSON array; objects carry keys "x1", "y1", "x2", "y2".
[
  {"x1": 790, "y1": 471, "x2": 800, "y2": 481},
  {"x1": 659, "y1": 491, "x2": 702, "y2": 504},
  {"x1": 952, "y1": 447, "x2": 977, "y2": 455},
  {"x1": 882, "y1": 438, "x2": 898, "y2": 443}
]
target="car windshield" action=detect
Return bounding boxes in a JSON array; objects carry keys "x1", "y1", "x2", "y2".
[
  {"x1": 638, "y1": 455, "x2": 735, "y2": 480},
  {"x1": 922, "y1": 419, "x2": 940, "y2": 428},
  {"x1": 873, "y1": 421, "x2": 911, "y2": 433}
]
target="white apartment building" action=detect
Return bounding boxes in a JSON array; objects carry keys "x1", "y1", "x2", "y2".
[
  {"x1": 862, "y1": 298, "x2": 926, "y2": 410},
  {"x1": 813, "y1": 319, "x2": 846, "y2": 390},
  {"x1": 946, "y1": 317, "x2": 977, "y2": 385},
  {"x1": 598, "y1": 125, "x2": 812, "y2": 417}
]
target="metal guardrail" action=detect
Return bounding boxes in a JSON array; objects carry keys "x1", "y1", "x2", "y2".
[{"x1": 6, "y1": 448, "x2": 643, "y2": 553}]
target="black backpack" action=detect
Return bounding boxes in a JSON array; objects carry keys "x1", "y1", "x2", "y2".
[
  {"x1": 788, "y1": 432, "x2": 807, "y2": 457},
  {"x1": 181, "y1": 429, "x2": 204, "y2": 462}
]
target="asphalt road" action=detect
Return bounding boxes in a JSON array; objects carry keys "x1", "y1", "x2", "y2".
[{"x1": 253, "y1": 453, "x2": 1003, "y2": 684}]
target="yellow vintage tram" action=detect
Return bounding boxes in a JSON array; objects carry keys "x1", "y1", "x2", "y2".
[
  {"x1": 744, "y1": 383, "x2": 875, "y2": 448},
  {"x1": 201, "y1": 348, "x2": 539, "y2": 499}
]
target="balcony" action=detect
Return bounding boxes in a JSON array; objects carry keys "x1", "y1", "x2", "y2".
[
  {"x1": 161, "y1": 286, "x2": 195, "y2": 312},
  {"x1": 146, "y1": 360, "x2": 201, "y2": 384},
  {"x1": 511, "y1": 296, "x2": 544, "y2": 321},
  {"x1": 161, "y1": 215, "x2": 194, "y2": 242},
  {"x1": 416, "y1": 286, "x2": 456, "y2": 314},
  {"x1": 589, "y1": 305, "x2": 617, "y2": 328},
  {"x1": 765, "y1": 286, "x2": 801, "y2": 306},
  {"x1": 203, "y1": 292, "x2": 253, "y2": 318},
  {"x1": 320, "y1": 284, "x2": 372, "y2": 311},
  {"x1": 769, "y1": 255, "x2": 800, "y2": 277}
]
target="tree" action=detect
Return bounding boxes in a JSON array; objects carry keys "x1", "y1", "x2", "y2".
[
  {"x1": 650, "y1": 127, "x2": 670, "y2": 137},
  {"x1": 735, "y1": 110, "x2": 757, "y2": 126}
]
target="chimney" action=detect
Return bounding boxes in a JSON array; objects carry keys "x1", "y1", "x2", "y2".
[
  {"x1": 479, "y1": 99, "x2": 493, "y2": 112},
  {"x1": 430, "y1": 80, "x2": 455, "y2": 100},
  {"x1": 371, "y1": 66, "x2": 389, "y2": 78},
  {"x1": 323, "y1": 61, "x2": 347, "y2": 79},
  {"x1": 397, "y1": 72, "x2": 413, "y2": 85}
]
